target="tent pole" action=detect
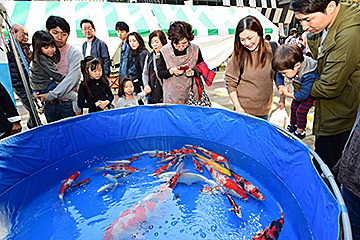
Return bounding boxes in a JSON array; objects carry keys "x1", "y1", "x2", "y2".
[{"x1": 0, "y1": 10, "x2": 42, "y2": 127}]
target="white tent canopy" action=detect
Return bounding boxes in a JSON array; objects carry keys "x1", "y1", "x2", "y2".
[{"x1": 4, "y1": 1, "x2": 278, "y2": 69}]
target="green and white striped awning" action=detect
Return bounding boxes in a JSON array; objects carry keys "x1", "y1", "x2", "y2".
[
  {"x1": 3, "y1": 1, "x2": 278, "y2": 69},
  {"x1": 4, "y1": 1, "x2": 277, "y2": 37}
]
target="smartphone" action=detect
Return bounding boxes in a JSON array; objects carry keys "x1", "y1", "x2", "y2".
[{"x1": 178, "y1": 65, "x2": 189, "y2": 71}]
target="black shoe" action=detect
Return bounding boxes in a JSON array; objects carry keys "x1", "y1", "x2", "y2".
[
  {"x1": 294, "y1": 131, "x2": 306, "y2": 140},
  {"x1": 287, "y1": 125, "x2": 297, "y2": 133}
]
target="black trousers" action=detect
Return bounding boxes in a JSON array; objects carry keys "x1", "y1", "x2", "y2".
[{"x1": 313, "y1": 130, "x2": 351, "y2": 175}]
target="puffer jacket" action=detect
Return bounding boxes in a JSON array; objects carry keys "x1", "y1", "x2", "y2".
[{"x1": 6, "y1": 41, "x2": 31, "y2": 88}]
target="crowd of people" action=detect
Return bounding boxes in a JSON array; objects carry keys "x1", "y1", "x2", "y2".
[{"x1": 0, "y1": 0, "x2": 359, "y2": 237}]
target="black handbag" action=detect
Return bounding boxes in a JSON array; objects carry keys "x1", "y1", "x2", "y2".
[{"x1": 186, "y1": 76, "x2": 211, "y2": 107}]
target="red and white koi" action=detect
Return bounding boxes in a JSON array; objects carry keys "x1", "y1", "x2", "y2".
[
  {"x1": 106, "y1": 156, "x2": 140, "y2": 165},
  {"x1": 102, "y1": 163, "x2": 185, "y2": 240},
  {"x1": 151, "y1": 148, "x2": 195, "y2": 158},
  {"x1": 202, "y1": 161, "x2": 248, "y2": 201},
  {"x1": 199, "y1": 186, "x2": 222, "y2": 195},
  {"x1": 59, "y1": 171, "x2": 80, "y2": 201},
  {"x1": 94, "y1": 165, "x2": 141, "y2": 173},
  {"x1": 152, "y1": 158, "x2": 178, "y2": 177},
  {"x1": 71, "y1": 178, "x2": 91, "y2": 189},
  {"x1": 224, "y1": 192, "x2": 242, "y2": 219},
  {"x1": 158, "y1": 171, "x2": 216, "y2": 187},
  {"x1": 191, "y1": 156, "x2": 203, "y2": 173},
  {"x1": 230, "y1": 170, "x2": 265, "y2": 201},
  {"x1": 251, "y1": 202, "x2": 284, "y2": 240},
  {"x1": 185, "y1": 144, "x2": 230, "y2": 169}
]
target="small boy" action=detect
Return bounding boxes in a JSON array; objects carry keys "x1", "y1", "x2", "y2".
[{"x1": 272, "y1": 44, "x2": 319, "y2": 139}]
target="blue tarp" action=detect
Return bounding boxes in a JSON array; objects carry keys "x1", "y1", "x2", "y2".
[{"x1": 0, "y1": 105, "x2": 340, "y2": 239}]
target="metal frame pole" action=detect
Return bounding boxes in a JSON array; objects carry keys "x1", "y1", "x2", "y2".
[{"x1": 0, "y1": 8, "x2": 41, "y2": 127}]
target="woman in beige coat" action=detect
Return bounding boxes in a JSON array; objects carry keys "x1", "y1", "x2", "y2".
[{"x1": 225, "y1": 16, "x2": 281, "y2": 120}]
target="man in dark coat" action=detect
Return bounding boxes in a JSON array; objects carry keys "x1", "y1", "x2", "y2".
[
  {"x1": 0, "y1": 82, "x2": 22, "y2": 139},
  {"x1": 6, "y1": 24, "x2": 37, "y2": 129},
  {"x1": 80, "y1": 19, "x2": 111, "y2": 78}
]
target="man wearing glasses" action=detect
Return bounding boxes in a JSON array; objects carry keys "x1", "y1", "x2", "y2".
[
  {"x1": 80, "y1": 19, "x2": 110, "y2": 78},
  {"x1": 36, "y1": 16, "x2": 82, "y2": 123}
]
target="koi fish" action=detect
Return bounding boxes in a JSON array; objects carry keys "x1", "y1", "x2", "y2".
[
  {"x1": 202, "y1": 161, "x2": 248, "y2": 201},
  {"x1": 230, "y1": 170, "x2": 265, "y2": 201},
  {"x1": 98, "y1": 183, "x2": 116, "y2": 193},
  {"x1": 106, "y1": 156, "x2": 140, "y2": 165},
  {"x1": 71, "y1": 178, "x2": 91, "y2": 189},
  {"x1": 104, "y1": 174, "x2": 118, "y2": 192},
  {"x1": 191, "y1": 156, "x2": 203, "y2": 173},
  {"x1": 102, "y1": 163, "x2": 185, "y2": 240},
  {"x1": 158, "y1": 172, "x2": 216, "y2": 187},
  {"x1": 224, "y1": 192, "x2": 242, "y2": 219},
  {"x1": 152, "y1": 158, "x2": 178, "y2": 177},
  {"x1": 251, "y1": 202, "x2": 284, "y2": 240},
  {"x1": 93, "y1": 164, "x2": 121, "y2": 172},
  {"x1": 153, "y1": 155, "x2": 177, "y2": 165},
  {"x1": 195, "y1": 153, "x2": 231, "y2": 176},
  {"x1": 200, "y1": 186, "x2": 222, "y2": 195},
  {"x1": 133, "y1": 150, "x2": 161, "y2": 156},
  {"x1": 151, "y1": 148, "x2": 195, "y2": 158},
  {"x1": 185, "y1": 144, "x2": 230, "y2": 169},
  {"x1": 59, "y1": 171, "x2": 80, "y2": 201}
]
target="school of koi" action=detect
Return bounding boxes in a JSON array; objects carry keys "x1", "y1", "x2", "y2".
[{"x1": 58, "y1": 145, "x2": 284, "y2": 240}]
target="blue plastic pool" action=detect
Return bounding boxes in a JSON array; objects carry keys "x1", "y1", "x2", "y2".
[{"x1": 0, "y1": 105, "x2": 340, "y2": 240}]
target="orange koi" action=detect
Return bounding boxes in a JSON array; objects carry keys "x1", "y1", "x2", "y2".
[
  {"x1": 230, "y1": 170, "x2": 265, "y2": 201},
  {"x1": 199, "y1": 186, "x2": 222, "y2": 195}
]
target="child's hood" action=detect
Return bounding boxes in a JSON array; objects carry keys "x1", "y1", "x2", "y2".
[{"x1": 298, "y1": 56, "x2": 317, "y2": 80}]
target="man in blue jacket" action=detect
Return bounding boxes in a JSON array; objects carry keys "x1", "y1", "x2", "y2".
[{"x1": 80, "y1": 19, "x2": 111, "y2": 78}]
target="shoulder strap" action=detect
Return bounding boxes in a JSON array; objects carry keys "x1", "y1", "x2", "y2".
[
  {"x1": 269, "y1": 41, "x2": 278, "y2": 54},
  {"x1": 152, "y1": 53, "x2": 163, "y2": 87}
]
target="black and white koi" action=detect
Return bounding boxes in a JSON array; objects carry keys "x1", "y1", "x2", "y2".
[{"x1": 251, "y1": 202, "x2": 284, "y2": 240}]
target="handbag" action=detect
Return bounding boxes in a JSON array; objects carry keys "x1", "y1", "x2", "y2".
[
  {"x1": 186, "y1": 76, "x2": 211, "y2": 107},
  {"x1": 109, "y1": 63, "x2": 119, "y2": 89}
]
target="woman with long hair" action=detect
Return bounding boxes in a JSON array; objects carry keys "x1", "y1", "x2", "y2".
[
  {"x1": 225, "y1": 16, "x2": 280, "y2": 120},
  {"x1": 126, "y1": 32, "x2": 149, "y2": 95}
]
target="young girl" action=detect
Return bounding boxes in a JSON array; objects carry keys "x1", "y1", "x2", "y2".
[
  {"x1": 30, "y1": 30, "x2": 80, "y2": 113},
  {"x1": 78, "y1": 56, "x2": 114, "y2": 113},
  {"x1": 117, "y1": 75, "x2": 151, "y2": 108}
]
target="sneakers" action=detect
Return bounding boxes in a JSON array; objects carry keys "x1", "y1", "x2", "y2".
[
  {"x1": 287, "y1": 125, "x2": 297, "y2": 133},
  {"x1": 294, "y1": 131, "x2": 306, "y2": 140}
]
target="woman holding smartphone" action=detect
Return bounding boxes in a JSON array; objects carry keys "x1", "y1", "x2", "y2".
[{"x1": 157, "y1": 21, "x2": 204, "y2": 104}]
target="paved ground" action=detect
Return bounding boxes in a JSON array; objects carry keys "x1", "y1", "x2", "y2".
[{"x1": 16, "y1": 72, "x2": 315, "y2": 148}]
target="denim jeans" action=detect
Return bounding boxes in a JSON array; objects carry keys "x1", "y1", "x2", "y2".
[
  {"x1": 342, "y1": 187, "x2": 360, "y2": 240},
  {"x1": 44, "y1": 100, "x2": 75, "y2": 123}
]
